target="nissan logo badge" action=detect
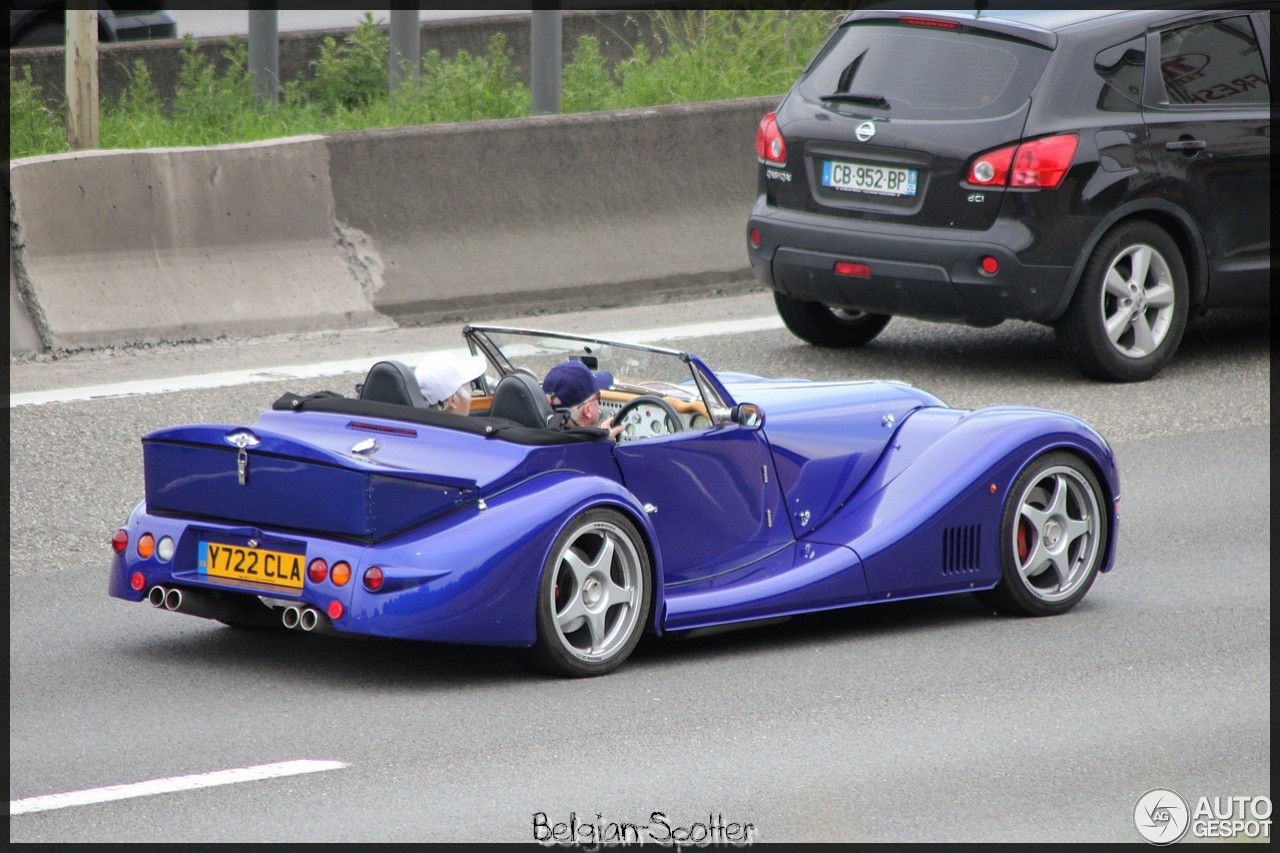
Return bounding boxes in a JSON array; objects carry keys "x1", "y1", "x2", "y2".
[{"x1": 855, "y1": 121, "x2": 876, "y2": 142}]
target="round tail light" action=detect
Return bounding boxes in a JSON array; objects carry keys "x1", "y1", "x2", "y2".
[{"x1": 307, "y1": 558, "x2": 329, "y2": 584}]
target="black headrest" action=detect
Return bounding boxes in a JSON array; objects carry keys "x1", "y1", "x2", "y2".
[
  {"x1": 490, "y1": 372, "x2": 558, "y2": 429},
  {"x1": 359, "y1": 360, "x2": 428, "y2": 407}
]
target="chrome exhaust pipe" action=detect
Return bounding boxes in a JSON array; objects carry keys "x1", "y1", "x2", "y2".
[
  {"x1": 164, "y1": 587, "x2": 183, "y2": 611},
  {"x1": 148, "y1": 585, "x2": 168, "y2": 608},
  {"x1": 281, "y1": 605, "x2": 302, "y2": 630},
  {"x1": 299, "y1": 608, "x2": 319, "y2": 632}
]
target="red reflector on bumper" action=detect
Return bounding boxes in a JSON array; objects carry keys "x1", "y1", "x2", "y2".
[{"x1": 834, "y1": 261, "x2": 871, "y2": 278}]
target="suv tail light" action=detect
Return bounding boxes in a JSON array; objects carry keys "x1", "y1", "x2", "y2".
[
  {"x1": 756, "y1": 112, "x2": 787, "y2": 166},
  {"x1": 967, "y1": 134, "x2": 1078, "y2": 189}
]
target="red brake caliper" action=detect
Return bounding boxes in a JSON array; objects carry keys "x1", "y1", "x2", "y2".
[{"x1": 1017, "y1": 518, "x2": 1030, "y2": 563}]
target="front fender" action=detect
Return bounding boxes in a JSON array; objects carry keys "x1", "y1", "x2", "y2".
[
  {"x1": 343, "y1": 471, "x2": 663, "y2": 646},
  {"x1": 810, "y1": 406, "x2": 1119, "y2": 598}
]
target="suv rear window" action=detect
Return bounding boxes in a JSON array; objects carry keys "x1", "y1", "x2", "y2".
[{"x1": 797, "y1": 20, "x2": 1051, "y2": 119}]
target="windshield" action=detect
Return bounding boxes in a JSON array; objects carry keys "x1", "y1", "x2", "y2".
[{"x1": 464, "y1": 326, "x2": 730, "y2": 414}]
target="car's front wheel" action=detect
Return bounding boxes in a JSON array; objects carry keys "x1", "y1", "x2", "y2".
[
  {"x1": 774, "y1": 292, "x2": 892, "y2": 348},
  {"x1": 529, "y1": 508, "x2": 651, "y2": 677},
  {"x1": 977, "y1": 451, "x2": 1108, "y2": 617},
  {"x1": 1056, "y1": 221, "x2": 1188, "y2": 382}
]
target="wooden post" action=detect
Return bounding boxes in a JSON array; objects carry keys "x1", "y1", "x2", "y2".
[{"x1": 66, "y1": 8, "x2": 99, "y2": 149}]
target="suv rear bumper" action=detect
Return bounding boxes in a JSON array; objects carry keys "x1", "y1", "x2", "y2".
[{"x1": 748, "y1": 203, "x2": 1073, "y2": 325}]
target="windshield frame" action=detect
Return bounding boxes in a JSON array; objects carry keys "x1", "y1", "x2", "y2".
[{"x1": 463, "y1": 325, "x2": 737, "y2": 419}]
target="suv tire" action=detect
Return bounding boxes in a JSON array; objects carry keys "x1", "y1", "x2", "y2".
[
  {"x1": 1055, "y1": 221, "x2": 1188, "y2": 383},
  {"x1": 774, "y1": 292, "x2": 892, "y2": 348}
]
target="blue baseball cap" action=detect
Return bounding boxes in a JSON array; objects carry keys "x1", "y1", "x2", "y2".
[{"x1": 542, "y1": 360, "x2": 613, "y2": 409}]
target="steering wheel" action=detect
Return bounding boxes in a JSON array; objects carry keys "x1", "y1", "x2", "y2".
[{"x1": 611, "y1": 395, "x2": 685, "y2": 443}]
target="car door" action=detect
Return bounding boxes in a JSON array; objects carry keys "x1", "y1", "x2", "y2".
[
  {"x1": 613, "y1": 425, "x2": 791, "y2": 587},
  {"x1": 1141, "y1": 11, "x2": 1271, "y2": 304}
]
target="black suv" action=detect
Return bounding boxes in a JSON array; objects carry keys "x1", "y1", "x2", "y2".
[{"x1": 747, "y1": 8, "x2": 1271, "y2": 381}]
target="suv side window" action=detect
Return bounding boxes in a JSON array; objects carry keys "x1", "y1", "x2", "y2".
[
  {"x1": 1095, "y1": 37, "x2": 1145, "y2": 110},
  {"x1": 1156, "y1": 15, "x2": 1269, "y2": 106}
]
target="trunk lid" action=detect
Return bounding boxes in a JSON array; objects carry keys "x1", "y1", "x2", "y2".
[{"x1": 141, "y1": 409, "x2": 603, "y2": 542}]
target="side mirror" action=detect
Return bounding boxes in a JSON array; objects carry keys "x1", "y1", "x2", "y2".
[{"x1": 730, "y1": 403, "x2": 765, "y2": 430}]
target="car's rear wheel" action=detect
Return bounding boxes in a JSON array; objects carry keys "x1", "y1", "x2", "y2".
[
  {"x1": 529, "y1": 508, "x2": 651, "y2": 677},
  {"x1": 774, "y1": 292, "x2": 892, "y2": 348},
  {"x1": 977, "y1": 451, "x2": 1108, "y2": 616},
  {"x1": 1056, "y1": 221, "x2": 1188, "y2": 382}
]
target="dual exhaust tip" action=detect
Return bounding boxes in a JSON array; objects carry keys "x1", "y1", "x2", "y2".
[
  {"x1": 148, "y1": 585, "x2": 323, "y2": 631},
  {"x1": 280, "y1": 604, "x2": 321, "y2": 632},
  {"x1": 148, "y1": 584, "x2": 184, "y2": 611}
]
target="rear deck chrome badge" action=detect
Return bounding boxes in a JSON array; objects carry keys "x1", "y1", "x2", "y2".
[
  {"x1": 225, "y1": 430, "x2": 260, "y2": 486},
  {"x1": 855, "y1": 120, "x2": 876, "y2": 142}
]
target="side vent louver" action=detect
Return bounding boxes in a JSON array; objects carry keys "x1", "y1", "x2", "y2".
[{"x1": 942, "y1": 525, "x2": 982, "y2": 574}]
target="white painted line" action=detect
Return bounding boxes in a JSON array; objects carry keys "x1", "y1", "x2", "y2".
[
  {"x1": 9, "y1": 315, "x2": 784, "y2": 409},
  {"x1": 9, "y1": 759, "x2": 348, "y2": 816}
]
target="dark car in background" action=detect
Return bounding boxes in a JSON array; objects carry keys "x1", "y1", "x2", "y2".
[
  {"x1": 9, "y1": 4, "x2": 176, "y2": 47},
  {"x1": 747, "y1": 8, "x2": 1271, "y2": 381}
]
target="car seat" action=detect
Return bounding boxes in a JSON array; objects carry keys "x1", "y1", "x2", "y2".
[
  {"x1": 358, "y1": 360, "x2": 428, "y2": 407},
  {"x1": 490, "y1": 373, "x2": 561, "y2": 429}
]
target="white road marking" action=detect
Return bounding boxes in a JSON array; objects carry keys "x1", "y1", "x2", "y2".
[
  {"x1": 9, "y1": 759, "x2": 348, "y2": 816},
  {"x1": 9, "y1": 315, "x2": 783, "y2": 409}
]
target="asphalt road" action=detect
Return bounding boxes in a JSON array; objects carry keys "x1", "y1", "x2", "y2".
[{"x1": 8, "y1": 290, "x2": 1271, "y2": 842}]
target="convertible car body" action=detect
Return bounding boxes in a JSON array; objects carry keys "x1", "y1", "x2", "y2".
[{"x1": 109, "y1": 326, "x2": 1120, "y2": 676}]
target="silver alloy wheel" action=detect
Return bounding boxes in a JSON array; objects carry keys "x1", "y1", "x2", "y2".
[
  {"x1": 1099, "y1": 242, "x2": 1176, "y2": 359},
  {"x1": 549, "y1": 519, "x2": 646, "y2": 662},
  {"x1": 1010, "y1": 464, "x2": 1103, "y2": 603}
]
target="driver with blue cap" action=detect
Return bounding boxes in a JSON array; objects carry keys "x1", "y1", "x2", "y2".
[{"x1": 542, "y1": 360, "x2": 623, "y2": 438}]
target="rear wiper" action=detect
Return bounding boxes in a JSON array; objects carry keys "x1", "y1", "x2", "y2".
[{"x1": 820, "y1": 92, "x2": 889, "y2": 107}]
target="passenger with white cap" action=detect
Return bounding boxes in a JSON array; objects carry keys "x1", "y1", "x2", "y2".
[{"x1": 414, "y1": 351, "x2": 489, "y2": 416}]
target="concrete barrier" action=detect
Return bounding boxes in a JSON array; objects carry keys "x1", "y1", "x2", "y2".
[
  {"x1": 327, "y1": 95, "x2": 775, "y2": 324},
  {"x1": 8, "y1": 96, "x2": 778, "y2": 358},
  {"x1": 9, "y1": 136, "x2": 388, "y2": 354},
  {"x1": 10, "y1": 251, "x2": 43, "y2": 355}
]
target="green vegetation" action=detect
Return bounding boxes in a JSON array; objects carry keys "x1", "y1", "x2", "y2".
[{"x1": 9, "y1": 11, "x2": 842, "y2": 160}]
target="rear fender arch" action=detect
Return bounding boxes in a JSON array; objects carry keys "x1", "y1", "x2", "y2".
[
  {"x1": 529, "y1": 475, "x2": 667, "y2": 636},
  {"x1": 345, "y1": 472, "x2": 664, "y2": 646},
  {"x1": 1053, "y1": 199, "x2": 1208, "y2": 320}
]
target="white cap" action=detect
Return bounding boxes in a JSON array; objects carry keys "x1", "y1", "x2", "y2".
[{"x1": 414, "y1": 351, "x2": 489, "y2": 406}]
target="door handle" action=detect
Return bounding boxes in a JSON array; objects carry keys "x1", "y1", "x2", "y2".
[{"x1": 1165, "y1": 139, "x2": 1207, "y2": 151}]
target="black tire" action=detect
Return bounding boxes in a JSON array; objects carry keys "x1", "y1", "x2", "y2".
[
  {"x1": 774, "y1": 292, "x2": 891, "y2": 348},
  {"x1": 528, "y1": 508, "x2": 652, "y2": 677},
  {"x1": 1055, "y1": 221, "x2": 1188, "y2": 382},
  {"x1": 977, "y1": 451, "x2": 1108, "y2": 616}
]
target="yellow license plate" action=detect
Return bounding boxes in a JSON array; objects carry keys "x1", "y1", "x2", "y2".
[{"x1": 198, "y1": 541, "x2": 304, "y2": 590}]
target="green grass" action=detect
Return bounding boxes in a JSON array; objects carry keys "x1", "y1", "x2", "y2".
[{"x1": 9, "y1": 10, "x2": 844, "y2": 160}]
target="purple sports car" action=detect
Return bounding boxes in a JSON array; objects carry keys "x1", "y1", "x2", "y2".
[{"x1": 109, "y1": 326, "x2": 1119, "y2": 676}]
